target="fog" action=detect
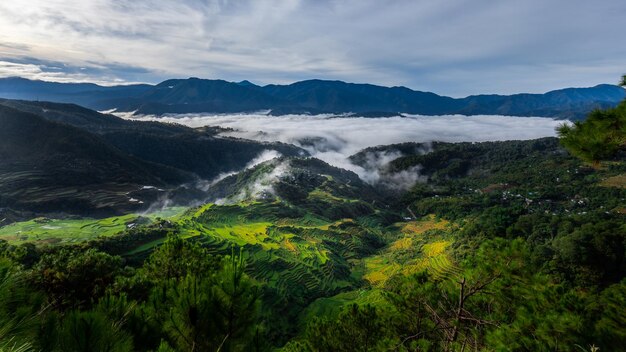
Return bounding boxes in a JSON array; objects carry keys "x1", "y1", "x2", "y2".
[{"x1": 121, "y1": 112, "x2": 563, "y2": 188}]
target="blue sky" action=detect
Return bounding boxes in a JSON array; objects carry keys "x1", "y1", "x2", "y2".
[{"x1": 0, "y1": 0, "x2": 624, "y2": 96}]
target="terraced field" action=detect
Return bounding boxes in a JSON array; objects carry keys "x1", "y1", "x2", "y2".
[
  {"x1": 297, "y1": 215, "x2": 462, "y2": 321},
  {"x1": 0, "y1": 207, "x2": 187, "y2": 245},
  {"x1": 299, "y1": 289, "x2": 390, "y2": 324},
  {"x1": 360, "y1": 215, "x2": 458, "y2": 287},
  {"x1": 0, "y1": 215, "x2": 139, "y2": 244},
  {"x1": 119, "y1": 201, "x2": 379, "y2": 312}
]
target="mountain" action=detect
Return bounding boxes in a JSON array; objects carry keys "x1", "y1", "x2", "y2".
[
  {"x1": 0, "y1": 77, "x2": 152, "y2": 109},
  {"x1": 261, "y1": 79, "x2": 461, "y2": 115},
  {"x1": 457, "y1": 84, "x2": 626, "y2": 118},
  {"x1": 207, "y1": 156, "x2": 383, "y2": 220},
  {"x1": 0, "y1": 104, "x2": 188, "y2": 216},
  {"x1": 1, "y1": 77, "x2": 624, "y2": 119},
  {"x1": 0, "y1": 99, "x2": 304, "y2": 217},
  {"x1": 100, "y1": 78, "x2": 297, "y2": 115}
]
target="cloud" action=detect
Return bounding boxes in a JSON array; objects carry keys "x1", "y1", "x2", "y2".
[
  {"x1": 215, "y1": 158, "x2": 291, "y2": 205},
  {"x1": 198, "y1": 149, "x2": 283, "y2": 191},
  {"x1": 121, "y1": 112, "x2": 563, "y2": 189},
  {"x1": 0, "y1": 1, "x2": 625, "y2": 95},
  {"x1": 354, "y1": 149, "x2": 430, "y2": 189},
  {"x1": 0, "y1": 60, "x2": 144, "y2": 85}
]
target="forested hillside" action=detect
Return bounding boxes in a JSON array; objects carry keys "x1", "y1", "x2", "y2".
[
  {"x1": 0, "y1": 128, "x2": 624, "y2": 350},
  {"x1": 0, "y1": 99, "x2": 303, "y2": 217}
]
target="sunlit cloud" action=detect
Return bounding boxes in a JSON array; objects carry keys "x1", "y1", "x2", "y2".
[{"x1": 0, "y1": 60, "x2": 140, "y2": 85}]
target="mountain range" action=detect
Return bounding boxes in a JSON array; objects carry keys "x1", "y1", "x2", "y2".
[
  {"x1": 1, "y1": 77, "x2": 624, "y2": 119},
  {"x1": 0, "y1": 99, "x2": 302, "y2": 217}
]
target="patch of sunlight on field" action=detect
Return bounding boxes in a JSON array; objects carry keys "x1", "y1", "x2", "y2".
[
  {"x1": 191, "y1": 203, "x2": 214, "y2": 218},
  {"x1": 599, "y1": 174, "x2": 626, "y2": 188},
  {"x1": 400, "y1": 215, "x2": 450, "y2": 235},
  {"x1": 283, "y1": 237, "x2": 297, "y2": 252},
  {"x1": 317, "y1": 218, "x2": 354, "y2": 230},
  {"x1": 363, "y1": 256, "x2": 401, "y2": 286},
  {"x1": 281, "y1": 238, "x2": 329, "y2": 265},
  {"x1": 203, "y1": 222, "x2": 278, "y2": 250},
  {"x1": 300, "y1": 288, "x2": 391, "y2": 323},
  {"x1": 308, "y1": 189, "x2": 345, "y2": 202},
  {"x1": 361, "y1": 217, "x2": 458, "y2": 287},
  {"x1": 401, "y1": 259, "x2": 430, "y2": 276},
  {"x1": 422, "y1": 240, "x2": 450, "y2": 257},
  {"x1": 390, "y1": 237, "x2": 412, "y2": 250},
  {"x1": 0, "y1": 214, "x2": 137, "y2": 244},
  {"x1": 0, "y1": 207, "x2": 188, "y2": 246}
]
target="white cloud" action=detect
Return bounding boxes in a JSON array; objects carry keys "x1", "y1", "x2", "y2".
[
  {"x1": 0, "y1": 60, "x2": 131, "y2": 85},
  {"x1": 198, "y1": 149, "x2": 282, "y2": 191},
  {"x1": 214, "y1": 158, "x2": 291, "y2": 205},
  {"x1": 120, "y1": 112, "x2": 563, "y2": 188}
]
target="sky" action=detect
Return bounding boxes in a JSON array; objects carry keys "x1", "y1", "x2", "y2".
[{"x1": 0, "y1": 0, "x2": 624, "y2": 96}]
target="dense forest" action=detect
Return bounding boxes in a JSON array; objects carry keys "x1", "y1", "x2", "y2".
[{"x1": 0, "y1": 80, "x2": 624, "y2": 351}]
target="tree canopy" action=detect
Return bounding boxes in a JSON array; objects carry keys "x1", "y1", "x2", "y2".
[{"x1": 557, "y1": 97, "x2": 625, "y2": 167}]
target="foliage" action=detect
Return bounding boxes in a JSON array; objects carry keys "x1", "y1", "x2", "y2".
[
  {"x1": 0, "y1": 134, "x2": 624, "y2": 350},
  {"x1": 141, "y1": 234, "x2": 219, "y2": 282},
  {"x1": 30, "y1": 248, "x2": 122, "y2": 309},
  {"x1": 557, "y1": 100, "x2": 625, "y2": 166},
  {"x1": 0, "y1": 259, "x2": 39, "y2": 352},
  {"x1": 304, "y1": 304, "x2": 391, "y2": 352},
  {"x1": 55, "y1": 310, "x2": 133, "y2": 352}
]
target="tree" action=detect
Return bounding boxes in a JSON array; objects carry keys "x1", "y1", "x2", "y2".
[
  {"x1": 160, "y1": 275, "x2": 219, "y2": 351},
  {"x1": 30, "y1": 248, "x2": 122, "y2": 309},
  {"x1": 0, "y1": 258, "x2": 40, "y2": 352},
  {"x1": 55, "y1": 310, "x2": 133, "y2": 352},
  {"x1": 304, "y1": 304, "x2": 390, "y2": 352},
  {"x1": 557, "y1": 100, "x2": 625, "y2": 167},
  {"x1": 143, "y1": 246, "x2": 260, "y2": 351},
  {"x1": 593, "y1": 280, "x2": 626, "y2": 349},
  {"x1": 142, "y1": 235, "x2": 219, "y2": 282},
  {"x1": 213, "y1": 250, "x2": 261, "y2": 351}
]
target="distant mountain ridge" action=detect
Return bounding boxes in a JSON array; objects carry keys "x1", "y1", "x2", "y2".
[{"x1": 0, "y1": 76, "x2": 624, "y2": 119}]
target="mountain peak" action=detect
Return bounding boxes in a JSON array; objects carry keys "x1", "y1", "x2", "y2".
[{"x1": 237, "y1": 80, "x2": 259, "y2": 87}]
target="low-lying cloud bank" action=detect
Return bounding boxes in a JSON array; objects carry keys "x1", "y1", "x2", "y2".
[{"x1": 121, "y1": 113, "x2": 563, "y2": 189}]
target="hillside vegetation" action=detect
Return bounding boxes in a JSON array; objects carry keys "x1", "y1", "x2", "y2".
[
  {"x1": 0, "y1": 132, "x2": 624, "y2": 350},
  {"x1": 0, "y1": 94, "x2": 624, "y2": 350},
  {"x1": 0, "y1": 100, "x2": 302, "y2": 217}
]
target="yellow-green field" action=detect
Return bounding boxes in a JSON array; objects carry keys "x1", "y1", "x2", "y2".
[
  {"x1": 0, "y1": 207, "x2": 187, "y2": 245},
  {"x1": 298, "y1": 215, "x2": 461, "y2": 321},
  {"x1": 362, "y1": 215, "x2": 457, "y2": 287}
]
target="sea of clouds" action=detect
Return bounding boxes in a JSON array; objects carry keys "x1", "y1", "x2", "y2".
[{"x1": 119, "y1": 112, "x2": 564, "y2": 189}]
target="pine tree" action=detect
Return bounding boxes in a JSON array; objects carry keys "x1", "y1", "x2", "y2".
[
  {"x1": 213, "y1": 249, "x2": 261, "y2": 351},
  {"x1": 557, "y1": 99, "x2": 625, "y2": 167}
]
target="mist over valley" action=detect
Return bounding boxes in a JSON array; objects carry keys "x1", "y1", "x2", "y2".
[{"x1": 121, "y1": 112, "x2": 564, "y2": 189}]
